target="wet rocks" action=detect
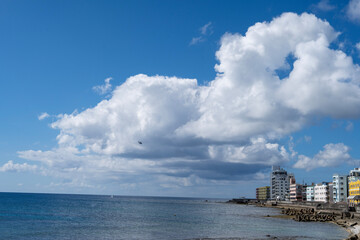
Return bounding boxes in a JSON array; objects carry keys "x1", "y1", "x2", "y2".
[{"x1": 281, "y1": 207, "x2": 336, "y2": 222}]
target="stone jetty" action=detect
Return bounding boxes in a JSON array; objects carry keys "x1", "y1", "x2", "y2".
[
  {"x1": 281, "y1": 207, "x2": 337, "y2": 222},
  {"x1": 268, "y1": 203, "x2": 360, "y2": 240}
]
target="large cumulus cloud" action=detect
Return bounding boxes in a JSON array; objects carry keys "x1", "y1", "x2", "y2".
[
  {"x1": 13, "y1": 12, "x2": 360, "y2": 190},
  {"x1": 293, "y1": 143, "x2": 354, "y2": 171}
]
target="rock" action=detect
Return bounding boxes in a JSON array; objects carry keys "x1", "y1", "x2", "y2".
[
  {"x1": 344, "y1": 212, "x2": 352, "y2": 218},
  {"x1": 347, "y1": 234, "x2": 358, "y2": 240}
]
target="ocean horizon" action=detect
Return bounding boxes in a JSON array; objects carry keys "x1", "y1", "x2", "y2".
[{"x1": 0, "y1": 192, "x2": 348, "y2": 240}]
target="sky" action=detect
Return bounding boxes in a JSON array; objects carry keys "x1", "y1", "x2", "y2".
[{"x1": 1, "y1": 0, "x2": 360, "y2": 198}]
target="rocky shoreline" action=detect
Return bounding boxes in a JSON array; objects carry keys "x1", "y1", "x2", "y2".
[
  {"x1": 227, "y1": 199, "x2": 360, "y2": 240},
  {"x1": 262, "y1": 202, "x2": 359, "y2": 240}
]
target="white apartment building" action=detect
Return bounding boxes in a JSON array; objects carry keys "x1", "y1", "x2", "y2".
[
  {"x1": 329, "y1": 183, "x2": 334, "y2": 203},
  {"x1": 271, "y1": 166, "x2": 291, "y2": 201},
  {"x1": 314, "y1": 182, "x2": 332, "y2": 203},
  {"x1": 332, "y1": 174, "x2": 348, "y2": 203},
  {"x1": 306, "y1": 185, "x2": 315, "y2": 202}
]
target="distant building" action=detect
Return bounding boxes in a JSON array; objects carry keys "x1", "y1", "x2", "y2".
[
  {"x1": 348, "y1": 168, "x2": 360, "y2": 183},
  {"x1": 302, "y1": 184, "x2": 308, "y2": 201},
  {"x1": 306, "y1": 184, "x2": 315, "y2": 202},
  {"x1": 286, "y1": 173, "x2": 295, "y2": 201},
  {"x1": 348, "y1": 179, "x2": 360, "y2": 205},
  {"x1": 270, "y1": 166, "x2": 291, "y2": 201},
  {"x1": 289, "y1": 176, "x2": 303, "y2": 202},
  {"x1": 256, "y1": 186, "x2": 270, "y2": 200},
  {"x1": 329, "y1": 182, "x2": 334, "y2": 203},
  {"x1": 290, "y1": 183, "x2": 303, "y2": 202},
  {"x1": 347, "y1": 168, "x2": 360, "y2": 205},
  {"x1": 332, "y1": 174, "x2": 348, "y2": 203},
  {"x1": 314, "y1": 182, "x2": 332, "y2": 203}
]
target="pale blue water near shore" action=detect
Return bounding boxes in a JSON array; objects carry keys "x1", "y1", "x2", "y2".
[{"x1": 0, "y1": 192, "x2": 348, "y2": 240}]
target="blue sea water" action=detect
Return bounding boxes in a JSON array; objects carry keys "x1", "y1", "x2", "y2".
[{"x1": 0, "y1": 193, "x2": 348, "y2": 240}]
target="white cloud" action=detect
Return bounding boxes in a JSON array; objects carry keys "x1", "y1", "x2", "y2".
[
  {"x1": 293, "y1": 143, "x2": 353, "y2": 171},
  {"x1": 16, "y1": 12, "x2": 360, "y2": 191},
  {"x1": 200, "y1": 22, "x2": 213, "y2": 35},
  {"x1": 190, "y1": 22, "x2": 213, "y2": 45},
  {"x1": 288, "y1": 136, "x2": 298, "y2": 158},
  {"x1": 38, "y1": 112, "x2": 50, "y2": 120},
  {"x1": 0, "y1": 160, "x2": 38, "y2": 172},
  {"x1": 357, "y1": 42, "x2": 360, "y2": 50},
  {"x1": 347, "y1": 0, "x2": 360, "y2": 22},
  {"x1": 304, "y1": 136, "x2": 312, "y2": 143},
  {"x1": 190, "y1": 36, "x2": 205, "y2": 45},
  {"x1": 181, "y1": 12, "x2": 360, "y2": 141},
  {"x1": 356, "y1": 42, "x2": 360, "y2": 57},
  {"x1": 313, "y1": 0, "x2": 336, "y2": 12},
  {"x1": 208, "y1": 138, "x2": 289, "y2": 165},
  {"x1": 92, "y1": 77, "x2": 113, "y2": 95},
  {"x1": 346, "y1": 121, "x2": 354, "y2": 131}
]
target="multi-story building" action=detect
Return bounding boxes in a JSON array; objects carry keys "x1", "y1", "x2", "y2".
[
  {"x1": 302, "y1": 184, "x2": 308, "y2": 201},
  {"x1": 290, "y1": 183, "x2": 303, "y2": 202},
  {"x1": 289, "y1": 176, "x2": 304, "y2": 202},
  {"x1": 348, "y1": 168, "x2": 360, "y2": 183},
  {"x1": 270, "y1": 166, "x2": 291, "y2": 201},
  {"x1": 347, "y1": 168, "x2": 360, "y2": 205},
  {"x1": 314, "y1": 182, "x2": 332, "y2": 203},
  {"x1": 285, "y1": 173, "x2": 295, "y2": 201},
  {"x1": 256, "y1": 186, "x2": 270, "y2": 200},
  {"x1": 329, "y1": 182, "x2": 334, "y2": 203},
  {"x1": 348, "y1": 179, "x2": 360, "y2": 205},
  {"x1": 332, "y1": 174, "x2": 348, "y2": 203},
  {"x1": 306, "y1": 185, "x2": 315, "y2": 202}
]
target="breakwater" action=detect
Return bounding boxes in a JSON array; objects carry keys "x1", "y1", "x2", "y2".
[
  {"x1": 281, "y1": 207, "x2": 337, "y2": 222},
  {"x1": 268, "y1": 203, "x2": 359, "y2": 240},
  {"x1": 228, "y1": 199, "x2": 360, "y2": 240}
]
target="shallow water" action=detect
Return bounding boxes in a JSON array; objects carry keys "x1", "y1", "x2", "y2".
[{"x1": 0, "y1": 193, "x2": 348, "y2": 239}]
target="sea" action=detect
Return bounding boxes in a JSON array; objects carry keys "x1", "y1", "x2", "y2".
[{"x1": 0, "y1": 192, "x2": 348, "y2": 240}]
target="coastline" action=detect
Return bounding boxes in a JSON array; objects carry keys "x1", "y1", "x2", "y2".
[
  {"x1": 228, "y1": 199, "x2": 359, "y2": 240},
  {"x1": 265, "y1": 202, "x2": 359, "y2": 240}
]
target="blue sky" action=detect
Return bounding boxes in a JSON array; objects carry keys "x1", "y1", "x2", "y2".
[{"x1": 1, "y1": 0, "x2": 360, "y2": 198}]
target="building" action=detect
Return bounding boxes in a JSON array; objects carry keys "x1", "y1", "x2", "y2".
[
  {"x1": 285, "y1": 173, "x2": 295, "y2": 201},
  {"x1": 270, "y1": 166, "x2": 291, "y2": 201},
  {"x1": 302, "y1": 184, "x2": 308, "y2": 201},
  {"x1": 306, "y1": 185, "x2": 315, "y2": 202},
  {"x1": 256, "y1": 186, "x2": 270, "y2": 200},
  {"x1": 290, "y1": 183, "x2": 303, "y2": 202},
  {"x1": 332, "y1": 174, "x2": 348, "y2": 203},
  {"x1": 329, "y1": 182, "x2": 334, "y2": 203},
  {"x1": 314, "y1": 182, "x2": 332, "y2": 203},
  {"x1": 348, "y1": 179, "x2": 360, "y2": 205},
  {"x1": 347, "y1": 168, "x2": 360, "y2": 205},
  {"x1": 348, "y1": 168, "x2": 360, "y2": 183},
  {"x1": 289, "y1": 176, "x2": 304, "y2": 202}
]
